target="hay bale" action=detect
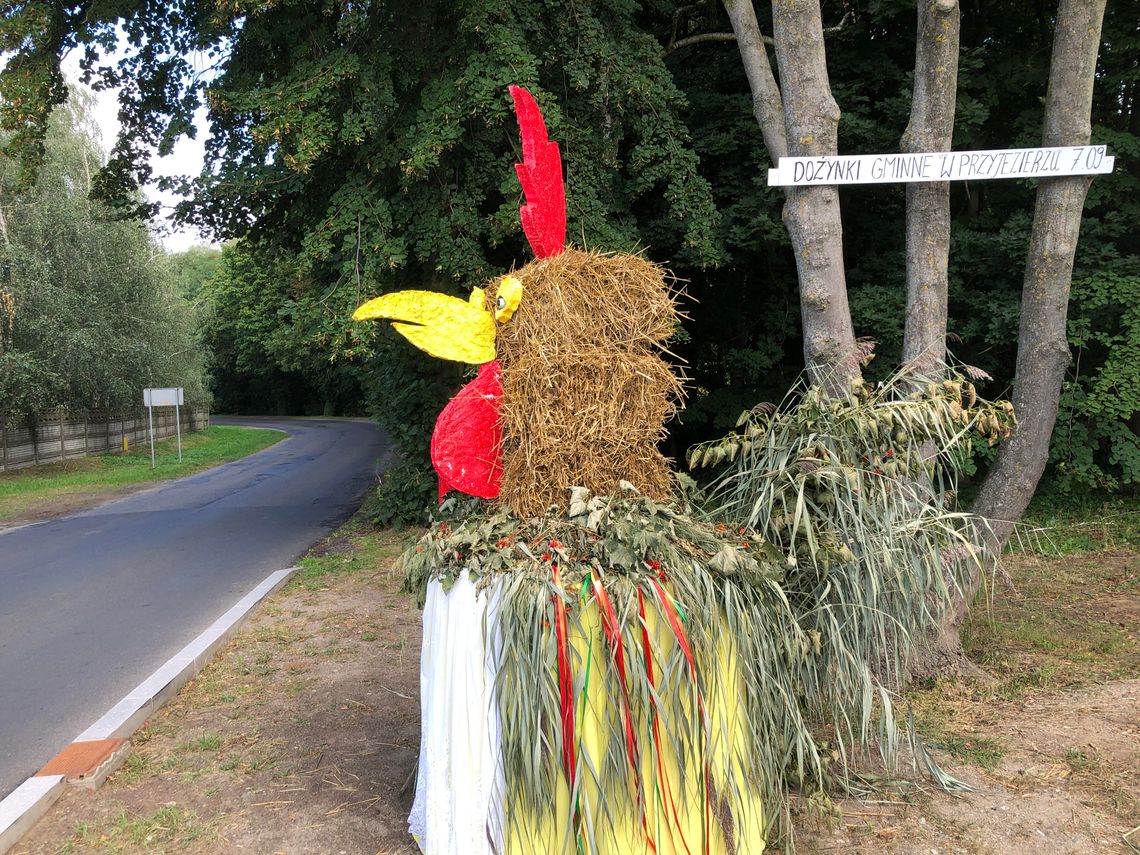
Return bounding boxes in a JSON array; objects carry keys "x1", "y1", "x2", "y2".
[{"x1": 487, "y1": 248, "x2": 685, "y2": 518}]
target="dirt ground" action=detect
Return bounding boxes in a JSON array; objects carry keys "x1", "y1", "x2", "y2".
[
  {"x1": 792, "y1": 678, "x2": 1139, "y2": 854},
  {"x1": 11, "y1": 524, "x2": 1138, "y2": 855}
]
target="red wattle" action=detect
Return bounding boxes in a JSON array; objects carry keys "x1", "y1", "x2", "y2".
[{"x1": 431, "y1": 360, "x2": 503, "y2": 501}]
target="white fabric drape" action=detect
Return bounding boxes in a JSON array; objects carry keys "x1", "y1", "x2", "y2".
[{"x1": 408, "y1": 572, "x2": 505, "y2": 854}]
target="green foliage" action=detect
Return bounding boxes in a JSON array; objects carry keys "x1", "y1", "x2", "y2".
[
  {"x1": 401, "y1": 487, "x2": 783, "y2": 604},
  {"x1": 0, "y1": 97, "x2": 209, "y2": 421},
  {"x1": 1053, "y1": 272, "x2": 1140, "y2": 491},
  {"x1": 1012, "y1": 494, "x2": 1140, "y2": 556},
  {"x1": 693, "y1": 372, "x2": 1014, "y2": 765},
  {"x1": 367, "y1": 457, "x2": 439, "y2": 529},
  {"x1": 199, "y1": 241, "x2": 365, "y2": 416},
  {"x1": 2, "y1": 0, "x2": 1136, "y2": 499},
  {"x1": 359, "y1": 331, "x2": 463, "y2": 525},
  {"x1": 169, "y1": 246, "x2": 222, "y2": 301}
]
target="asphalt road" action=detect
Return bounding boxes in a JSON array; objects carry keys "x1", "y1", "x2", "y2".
[{"x1": 0, "y1": 417, "x2": 387, "y2": 799}]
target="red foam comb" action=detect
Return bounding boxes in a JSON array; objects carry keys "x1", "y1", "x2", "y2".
[{"x1": 509, "y1": 85, "x2": 566, "y2": 259}]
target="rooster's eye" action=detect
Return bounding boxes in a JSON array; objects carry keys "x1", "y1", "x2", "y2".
[{"x1": 495, "y1": 276, "x2": 523, "y2": 323}]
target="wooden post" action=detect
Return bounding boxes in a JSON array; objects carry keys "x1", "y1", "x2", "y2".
[
  {"x1": 59, "y1": 409, "x2": 66, "y2": 462},
  {"x1": 1, "y1": 422, "x2": 6, "y2": 472},
  {"x1": 83, "y1": 413, "x2": 89, "y2": 456}
]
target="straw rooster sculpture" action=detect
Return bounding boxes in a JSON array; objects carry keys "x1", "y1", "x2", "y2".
[
  {"x1": 353, "y1": 85, "x2": 681, "y2": 518},
  {"x1": 354, "y1": 87, "x2": 767, "y2": 855}
]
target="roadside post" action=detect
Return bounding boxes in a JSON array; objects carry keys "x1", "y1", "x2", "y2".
[{"x1": 143, "y1": 388, "x2": 185, "y2": 468}]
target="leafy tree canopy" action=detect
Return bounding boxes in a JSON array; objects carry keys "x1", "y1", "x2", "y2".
[
  {"x1": 3, "y1": 0, "x2": 1136, "y2": 513},
  {"x1": 0, "y1": 93, "x2": 209, "y2": 421}
]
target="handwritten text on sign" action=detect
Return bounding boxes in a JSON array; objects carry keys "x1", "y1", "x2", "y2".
[{"x1": 767, "y1": 145, "x2": 1113, "y2": 187}]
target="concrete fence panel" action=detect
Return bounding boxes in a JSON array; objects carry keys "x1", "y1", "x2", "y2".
[{"x1": 0, "y1": 409, "x2": 211, "y2": 472}]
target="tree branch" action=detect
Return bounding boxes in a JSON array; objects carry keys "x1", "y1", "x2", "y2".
[
  {"x1": 721, "y1": 0, "x2": 786, "y2": 162},
  {"x1": 665, "y1": 32, "x2": 739, "y2": 54},
  {"x1": 668, "y1": 0, "x2": 716, "y2": 52},
  {"x1": 668, "y1": 9, "x2": 854, "y2": 54},
  {"x1": 825, "y1": 12, "x2": 854, "y2": 37}
]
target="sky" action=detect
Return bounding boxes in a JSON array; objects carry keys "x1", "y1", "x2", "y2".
[{"x1": 60, "y1": 52, "x2": 217, "y2": 255}]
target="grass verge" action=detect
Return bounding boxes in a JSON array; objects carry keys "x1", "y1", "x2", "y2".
[
  {"x1": 1010, "y1": 494, "x2": 1140, "y2": 555},
  {"x1": 0, "y1": 425, "x2": 283, "y2": 523}
]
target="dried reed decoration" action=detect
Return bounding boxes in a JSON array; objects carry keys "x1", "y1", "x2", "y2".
[{"x1": 487, "y1": 247, "x2": 685, "y2": 518}]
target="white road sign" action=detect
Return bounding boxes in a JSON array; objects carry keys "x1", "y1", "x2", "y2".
[
  {"x1": 142, "y1": 387, "x2": 185, "y2": 466},
  {"x1": 144, "y1": 387, "x2": 185, "y2": 407},
  {"x1": 768, "y1": 145, "x2": 1114, "y2": 187}
]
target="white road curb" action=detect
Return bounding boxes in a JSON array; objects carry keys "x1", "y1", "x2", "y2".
[
  {"x1": 0, "y1": 778, "x2": 64, "y2": 854},
  {"x1": 0, "y1": 566, "x2": 298, "y2": 854}
]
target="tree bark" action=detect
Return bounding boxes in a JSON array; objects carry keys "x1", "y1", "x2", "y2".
[
  {"x1": 722, "y1": 0, "x2": 788, "y2": 163},
  {"x1": 900, "y1": 0, "x2": 960, "y2": 379},
  {"x1": 925, "y1": 0, "x2": 1107, "y2": 672},
  {"x1": 0, "y1": 187, "x2": 9, "y2": 246},
  {"x1": 971, "y1": 0, "x2": 1106, "y2": 546},
  {"x1": 724, "y1": 1, "x2": 859, "y2": 393},
  {"x1": 769, "y1": 0, "x2": 860, "y2": 394}
]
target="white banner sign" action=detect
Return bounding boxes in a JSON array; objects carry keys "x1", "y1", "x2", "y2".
[
  {"x1": 142, "y1": 387, "x2": 185, "y2": 466},
  {"x1": 143, "y1": 387, "x2": 184, "y2": 407},
  {"x1": 768, "y1": 145, "x2": 1113, "y2": 187}
]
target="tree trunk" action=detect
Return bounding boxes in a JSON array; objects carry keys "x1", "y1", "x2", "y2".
[
  {"x1": 896, "y1": 2, "x2": 962, "y2": 620},
  {"x1": 928, "y1": 0, "x2": 1107, "y2": 672},
  {"x1": 725, "y1": 0, "x2": 859, "y2": 395},
  {"x1": 722, "y1": 1, "x2": 787, "y2": 163},
  {"x1": 971, "y1": 0, "x2": 1106, "y2": 547},
  {"x1": 770, "y1": 0, "x2": 860, "y2": 395},
  {"x1": 901, "y1": 0, "x2": 960, "y2": 379},
  {"x1": 0, "y1": 192, "x2": 9, "y2": 246}
]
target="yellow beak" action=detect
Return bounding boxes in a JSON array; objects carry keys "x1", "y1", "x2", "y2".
[{"x1": 353, "y1": 290, "x2": 496, "y2": 364}]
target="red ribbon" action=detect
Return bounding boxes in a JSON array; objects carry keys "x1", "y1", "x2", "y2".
[
  {"x1": 551, "y1": 564, "x2": 576, "y2": 787},
  {"x1": 591, "y1": 576, "x2": 657, "y2": 854},
  {"x1": 638, "y1": 587, "x2": 696, "y2": 855},
  {"x1": 647, "y1": 579, "x2": 712, "y2": 855}
]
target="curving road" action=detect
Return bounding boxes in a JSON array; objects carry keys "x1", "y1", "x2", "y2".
[{"x1": 0, "y1": 417, "x2": 387, "y2": 799}]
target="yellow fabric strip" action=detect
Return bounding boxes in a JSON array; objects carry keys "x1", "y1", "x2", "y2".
[{"x1": 504, "y1": 594, "x2": 766, "y2": 855}]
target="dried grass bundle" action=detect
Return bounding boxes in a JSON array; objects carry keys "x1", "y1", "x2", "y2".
[{"x1": 488, "y1": 248, "x2": 685, "y2": 517}]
